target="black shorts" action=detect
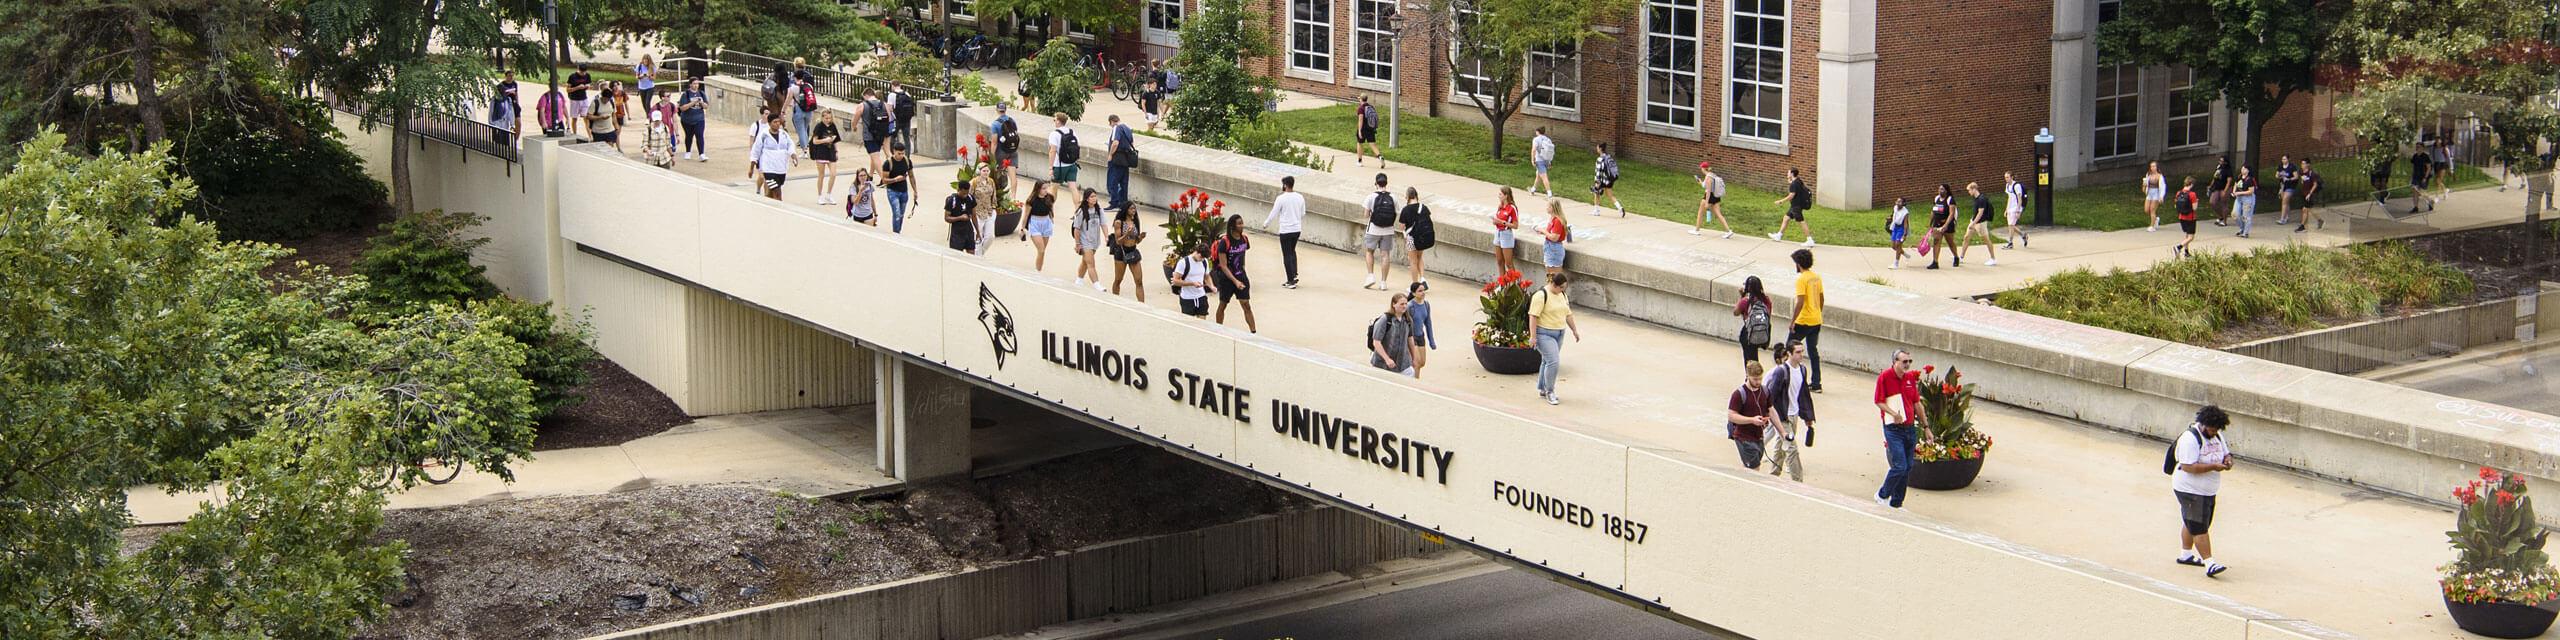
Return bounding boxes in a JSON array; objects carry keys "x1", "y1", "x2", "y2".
[
  {"x1": 1786, "y1": 205, "x2": 1807, "y2": 222},
  {"x1": 1357, "y1": 127, "x2": 1378, "y2": 143},
  {"x1": 594, "y1": 130, "x2": 619, "y2": 144},
  {"x1": 2179, "y1": 219, "x2": 2198, "y2": 234},
  {"x1": 1112, "y1": 244, "x2": 1141, "y2": 265},
  {"x1": 2175, "y1": 491, "x2": 2216, "y2": 535},
  {"x1": 1707, "y1": 195, "x2": 1723, "y2": 205},
  {"x1": 1179, "y1": 297, "x2": 1208, "y2": 316},
  {"x1": 1215, "y1": 273, "x2": 1250, "y2": 302}
]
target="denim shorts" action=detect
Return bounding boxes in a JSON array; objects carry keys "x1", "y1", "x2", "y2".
[
  {"x1": 1542, "y1": 240, "x2": 1566, "y2": 268},
  {"x1": 1494, "y1": 228, "x2": 1515, "y2": 249},
  {"x1": 1025, "y1": 215, "x2": 1053, "y2": 237},
  {"x1": 1534, "y1": 158, "x2": 1551, "y2": 173}
]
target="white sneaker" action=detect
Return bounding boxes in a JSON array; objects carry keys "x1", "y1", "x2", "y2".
[
  {"x1": 1873, "y1": 494, "x2": 1892, "y2": 508},
  {"x1": 698, "y1": 154, "x2": 710, "y2": 163},
  {"x1": 1688, "y1": 229, "x2": 1701, "y2": 235},
  {"x1": 1075, "y1": 278, "x2": 1088, "y2": 289},
  {"x1": 1590, "y1": 207, "x2": 1603, "y2": 216},
  {"x1": 819, "y1": 195, "x2": 834, "y2": 205},
  {"x1": 1544, "y1": 394, "x2": 1560, "y2": 405},
  {"x1": 684, "y1": 152, "x2": 694, "y2": 160},
  {"x1": 1801, "y1": 238, "x2": 1815, "y2": 247},
  {"x1": 1093, "y1": 282, "x2": 1108, "y2": 293},
  {"x1": 1768, "y1": 232, "x2": 1783, "y2": 241},
  {"x1": 1985, "y1": 258, "x2": 1997, "y2": 266},
  {"x1": 1888, "y1": 262, "x2": 1899, "y2": 270},
  {"x1": 1356, "y1": 158, "x2": 1364, "y2": 166},
  {"x1": 2147, "y1": 225, "x2": 2156, "y2": 232},
  {"x1": 1362, "y1": 275, "x2": 1378, "y2": 289},
  {"x1": 1722, "y1": 231, "x2": 1734, "y2": 239}
]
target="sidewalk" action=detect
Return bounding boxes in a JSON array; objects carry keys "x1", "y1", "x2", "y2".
[{"x1": 584, "y1": 87, "x2": 2470, "y2": 638}]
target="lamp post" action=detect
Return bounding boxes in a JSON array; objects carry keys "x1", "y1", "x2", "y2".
[
  {"x1": 2033, "y1": 127, "x2": 2055, "y2": 226},
  {"x1": 543, "y1": 0, "x2": 562, "y2": 137},
  {"x1": 1386, "y1": 13, "x2": 1403, "y2": 149}
]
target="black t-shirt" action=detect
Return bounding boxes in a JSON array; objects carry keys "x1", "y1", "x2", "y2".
[
  {"x1": 1399, "y1": 203, "x2": 1434, "y2": 245},
  {"x1": 1140, "y1": 88, "x2": 1163, "y2": 113},
  {"x1": 2299, "y1": 171, "x2": 2321, "y2": 195},
  {"x1": 1971, "y1": 194, "x2": 1993, "y2": 222},
  {"x1": 947, "y1": 194, "x2": 978, "y2": 249},
  {"x1": 496, "y1": 80, "x2": 517, "y2": 106},
  {"x1": 2210, "y1": 164, "x2": 2231, "y2": 191},
  {"x1": 883, "y1": 157, "x2": 912, "y2": 192},
  {"x1": 1027, "y1": 194, "x2": 1053, "y2": 217},
  {"x1": 568, "y1": 72, "x2": 591, "y2": 100},
  {"x1": 1930, "y1": 195, "x2": 1953, "y2": 227},
  {"x1": 1789, "y1": 179, "x2": 1811, "y2": 209},
  {"x1": 2412, "y1": 152, "x2": 2434, "y2": 180},
  {"x1": 810, "y1": 122, "x2": 838, "y2": 152}
]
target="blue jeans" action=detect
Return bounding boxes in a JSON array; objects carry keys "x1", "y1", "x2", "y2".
[
  {"x1": 886, "y1": 189, "x2": 910, "y2": 233},
  {"x1": 1787, "y1": 323, "x2": 1823, "y2": 387},
  {"x1": 1879, "y1": 423, "x2": 1916, "y2": 507},
  {"x1": 1534, "y1": 327, "x2": 1565, "y2": 395},
  {"x1": 1107, "y1": 164, "x2": 1131, "y2": 211},
  {"x1": 2234, "y1": 194, "x2": 2256, "y2": 234},
  {"x1": 681, "y1": 119, "x2": 706, "y2": 155},
  {"x1": 791, "y1": 109, "x2": 814, "y2": 148}
]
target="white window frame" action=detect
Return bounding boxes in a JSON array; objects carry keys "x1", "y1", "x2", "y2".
[
  {"x1": 945, "y1": 0, "x2": 974, "y2": 21},
  {"x1": 2093, "y1": 63, "x2": 2141, "y2": 161},
  {"x1": 1724, "y1": 0, "x2": 1785, "y2": 144},
  {"x1": 1639, "y1": 0, "x2": 1702, "y2": 132},
  {"x1": 1289, "y1": 0, "x2": 1333, "y2": 74},
  {"x1": 2167, "y1": 67, "x2": 2211, "y2": 150},
  {"x1": 1450, "y1": 3, "x2": 1497, "y2": 101},
  {"x1": 1145, "y1": 0, "x2": 1183, "y2": 34},
  {"x1": 1354, "y1": 0, "x2": 1397, "y2": 84},
  {"x1": 1527, "y1": 42, "x2": 1581, "y2": 114}
]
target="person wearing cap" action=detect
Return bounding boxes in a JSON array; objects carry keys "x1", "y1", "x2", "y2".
[
  {"x1": 1692, "y1": 160, "x2": 1735, "y2": 237},
  {"x1": 990, "y1": 103, "x2": 1020, "y2": 197},
  {"x1": 2172, "y1": 405, "x2": 2235, "y2": 578}
]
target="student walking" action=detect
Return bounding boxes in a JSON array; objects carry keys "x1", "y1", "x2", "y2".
[
  {"x1": 789, "y1": 70, "x2": 817, "y2": 150},
  {"x1": 2002, "y1": 172, "x2": 2028, "y2": 248},
  {"x1": 2209, "y1": 156, "x2": 2235, "y2": 225},
  {"x1": 748, "y1": 114, "x2": 795, "y2": 200},
  {"x1": 1407, "y1": 281, "x2": 1436, "y2": 378},
  {"x1": 1528, "y1": 127, "x2": 1556, "y2": 196},
  {"x1": 1873, "y1": 350, "x2": 1920, "y2": 509},
  {"x1": 1024, "y1": 182, "x2": 1057, "y2": 271},
  {"x1": 566, "y1": 63, "x2": 594, "y2": 137},
  {"x1": 2143, "y1": 162, "x2": 2166, "y2": 231},
  {"x1": 882, "y1": 143, "x2": 913, "y2": 232},
  {"x1": 2294, "y1": 160, "x2": 2324, "y2": 233},
  {"x1": 1786, "y1": 249, "x2": 1824, "y2": 391},
  {"x1": 1693, "y1": 161, "x2": 1735, "y2": 237},
  {"x1": 1727, "y1": 360, "x2": 1775, "y2": 470},
  {"x1": 2230, "y1": 165, "x2": 2258, "y2": 238},
  {"x1": 1763, "y1": 339, "x2": 1815, "y2": 480},
  {"x1": 586, "y1": 84, "x2": 624, "y2": 151},
  {"x1": 859, "y1": 89, "x2": 891, "y2": 175},
  {"x1": 1957, "y1": 182, "x2": 1997, "y2": 267},
  {"x1": 1106, "y1": 115, "x2": 1136, "y2": 211},
  {"x1": 889, "y1": 84, "x2": 918, "y2": 154},
  {"x1": 990, "y1": 103, "x2": 1022, "y2": 195},
  {"x1": 1926, "y1": 184, "x2": 1956, "y2": 269},
  {"x1": 1369, "y1": 293, "x2": 1416, "y2": 375},
  {"x1": 1211, "y1": 215, "x2": 1258, "y2": 332},
  {"x1": 1048, "y1": 112, "x2": 1081, "y2": 185},
  {"x1": 1885, "y1": 197, "x2": 1911, "y2": 269},
  {"x1": 1491, "y1": 187, "x2": 1520, "y2": 276},
  {"x1": 1262, "y1": 176, "x2": 1308, "y2": 288},
  {"x1": 2173, "y1": 177, "x2": 2200, "y2": 258},
  {"x1": 678, "y1": 79, "x2": 709, "y2": 161},
  {"x1": 945, "y1": 178, "x2": 980, "y2": 253},
  {"x1": 1361, "y1": 174, "x2": 1399, "y2": 290},
  {"x1": 1073, "y1": 188, "x2": 1107, "y2": 290},
  {"x1": 970, "y1": 174, "x2": 996, "y2": 256},
  {"x1": 2410, "y1": 143, "x2": 2437, "y2": 213},
  {"x1": 2431, "y1": 137, "x2": 2456, "y2": 199},
  {"x1": 2172, "y1": 405, "x2": 2236, "y2": 578},
  {"x1": 1590, "y1": 143, "x2": 1624, "y2": 216},
  {"x1": 1733, "y1": 275, "x2": 1774, "y2": 364},
  {"x1": 1108, "y1": 206, "x2": 1149, "y2": 301},
  {"x1": 2274, "y1": 155, "x2": 2299, "y2": 225},
  {"x1": 810, "y1": 111, "x2": 841, "y2": 204},
  {"x1": 1400, "y1": 187, "x2": 1436, "y2": 286},
  {"x1": 845, "y1": 169, "x2": 878, "y2": 226},
  {"x1": 1138, "y1": 79, "x2": 1165, "y2": 132},
  {"x1": 1768, "y1": 168, "x2": 1814, "y2": 246},
  {"x1": 1540, "y1": 199, "x2": 1570, "y2": 281},
  {"x1": 1530, "y1": 274, "x2": 1581, "y2": 405},
  {"x1": 633, "y1": 54, "x2": 659, "y2": 105},
  {"x1": 1354, "y1": 95, "x2": 1386, "y2": 167},
  {"x1": 1172, "y1": 242, "x2": 1212, "y2": 317}
]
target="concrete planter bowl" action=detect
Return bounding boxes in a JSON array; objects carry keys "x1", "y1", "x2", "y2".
[
  {"x1": 1908, "y1": 453, "x2": 1986, "y2": 491},
  {"x1": 2444, "y1": 595, "x2": 2559, "y2": 638},
  {"x1": 1473, "y1": 341, "x2": 1541, "y2": 375}
]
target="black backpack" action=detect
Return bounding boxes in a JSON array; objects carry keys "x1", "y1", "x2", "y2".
[
  {"x1": 1057, "y1": 128, "x2": 1081, "y2": 164},
  {"x1": 865, "y1": 98, "x2": 891, "y2": 139},
  {"x1": 893, "y1": 92, "x2": 916, "y2": 122},
  {"x1": 2162, "y1": 427, "x2": 2202, "y2": 475},
  {"x1": 1368, "y1": 192, "x2": 1397, "y2": 228},
  {"x1": 997, "y1": 116, "x2": 1020, "y2": 154}
]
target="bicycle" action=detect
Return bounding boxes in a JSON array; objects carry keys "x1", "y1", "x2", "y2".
[
  {"x1": 359, "y1": 387, "x2": 473, "y2": 490},
  {"x1": 1111, "y1": 60, "x2": 1148, "y2": 102}
]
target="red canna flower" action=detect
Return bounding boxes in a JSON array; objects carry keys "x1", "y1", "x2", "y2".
[
  {"x1": 2498, "y1": 490, "x2": 2517, "y2": 506},
  {"x1": 958, "y1": 147, "x2": 970, "y2": 158},
  {"x1": 1482, "y1": 283, "x2": 1498, "y2": 293},
  {"x1": 976, "y1": 133, "x2": 988, "y2": 146},
  {"x1": 1923, "y1": 365, "x2": 1935, "y2": 374},
  {"x1": 2483, "y1": 467, "x2": 2502, "y2": 480}
]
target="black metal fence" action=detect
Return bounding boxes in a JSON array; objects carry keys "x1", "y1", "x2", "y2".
[{"x1": 320, "y1": 89, "x2": 521, "y2": 163}]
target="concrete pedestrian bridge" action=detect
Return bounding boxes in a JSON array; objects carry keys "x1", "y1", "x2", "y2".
[{"x1": 335, "y1": 91, "x2": 2560, "y2": 638}]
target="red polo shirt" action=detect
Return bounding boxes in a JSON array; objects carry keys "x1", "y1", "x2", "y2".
[{"x1": 1875, "y1": 368, "x2": 1920, "y2": 425}]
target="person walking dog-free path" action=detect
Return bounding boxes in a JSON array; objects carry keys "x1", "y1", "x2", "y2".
[
  {"x1": 1873, "y1": 350, "x2": 1920, "y2": 509},
  {"x1": 1768, "y1": 168, "x2": 1814, "y2": 246},
  {"x1": 1763, "y1": 339, "x2": 1815, "y2": 480},
  {"x1": 1261, "y1": 176, "x2": 1307, "y2": 288},
  {"x1": 1369, "y1": 293, "x2": 1415, "y2": 376},
  {"x1": 1530, "y1": 274, "x2": 1582, "y2": 405},
  {"x1": 2173, "y1": 405, "x2": 2236, "y2": 578},
  {"x1": 1727, "y1": 360, "x2": 1776, "y2": 470},
  {"x1": 1786, "y1": 249, "x2": 1825, "y2": 392}
]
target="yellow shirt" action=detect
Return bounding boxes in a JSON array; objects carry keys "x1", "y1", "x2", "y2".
[
  {"x1": 1530, "y1": 289, "x2": 1572, "y2": 330},
  {"x1": 1794, "y1": 271, "x2": 1824, "y2": 326}
]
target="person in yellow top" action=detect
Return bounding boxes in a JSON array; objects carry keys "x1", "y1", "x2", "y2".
[
  {"x1": 1787, "y1": 248, "x2": 1825, "y2": 392},
  {"x1": 1530, "y1": 274, "x2": 1583, "y2": 405}
]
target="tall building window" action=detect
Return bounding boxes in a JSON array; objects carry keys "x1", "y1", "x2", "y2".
[
  {"x1": 2167, "y1": 67, "x2": 2211, "y2": 149},
  {"x1": 1451, "y1": 3, "x2": 1496, "y2": 99},
  {"x1": 1290, "y1": 0, "x2": 1332, "y2": 72},
  {"x1": 1146, "y1": 0, "x2": 1183, "y2": 32},
  {"x1": 1641, "y1": 0, "x2": 1701, "y2": 129},
  {"x1": 2097, "y1": 0, "x2": 2120, "y2": 24},
  {"x1": 2093, "y1": 63, "x2": 2140, "y2": 160},
  {"x1": 1726, "y1": 0, "x2": 1785, "y2": 141},
  {"x1": 946, "y1": 0, "x2": 974, "y2": 20},
  {"x1": 1528, "y1": 43, "x2": 1580, "y2": 112},
  {"x1": 1355, "y1": 0, "x2": 1396, "y2": 82}
]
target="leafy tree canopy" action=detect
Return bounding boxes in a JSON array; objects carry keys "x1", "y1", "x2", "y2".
[
  {"x1": 2097, "y1": 0, "x2": 2340, "y2": 166},
  {"x1": 1165, "y1": 0, "x2": 1278, "y2": 147},
  {"x1": 586, "y1": 0, "x2": 898, "y2": 69},
  {"x1": 1422, "y1": 0, "x2": 1628, "y2": 159},
  {"x1": 2329, "y1": 0, "x2": 2560, "y2": 172}
]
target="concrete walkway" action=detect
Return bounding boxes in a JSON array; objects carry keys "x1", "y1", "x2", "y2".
[{"x1": 570, "y1": 88, "x2": 2488, "y2": 639}]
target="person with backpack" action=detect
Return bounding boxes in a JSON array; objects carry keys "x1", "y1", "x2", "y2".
[
  {"x1": 1873, "y1": 349, "x2": 1920, "y2": 509},
  {"x1": 490, "y1": 72, "x2": 520, "y2": 147},
  {"x1": 1354, "y1": 94, "x2": 1386, "y2": 168},
  {"x1": 1260, "y1": 176, "x2": 1307, "y2": 288},
  {"x1": 1693, "y1": 160, "x2": 1734, "y2": 237},
  {"x1": 1767, "y1": 167, "x2": 1813, "y2": 246},
  {"x1": 1955, "y1": 182, "x2": 1997, "y2": 267},
  {"x1": 1361, "y1": 174, "x2": 1399, "y2": 290},
  {"x1": 1540, "y1": 198, "x2": 1570, "y2": 281},
  {"x1": 1884, "y1": 197, "x2": 1911, "y2": 270},
  {"x1": 1590, "y1": 143, "x2": 1624, "y2": 216},
  {"x1": 1105, "y1": 114, "x2": 1136, "y2": 211},
  {"x1": 748, "y1": 112, "x2": 796, "y2": 200},
  {"x1": 860, "y1": 88, "x2": 892, "y2": 174},
  {"x1": 1727, "y1": 360, "x2": 1776, "y2": 470},
  {"x1": 1172, "y1": 242, "x2": 1213, "y2": 318},
  {"x1": 1048, "y1": 112, "x2": 1081, "y2": 185},
  {"x1": 790, "y1": 69, "x2": 819, "y2": 150},
  {"x1": 1369, "y1": 293, "x2": 1416, "y2": 376},
  {"x1": 1733, "y1": 275, "x2": 1774, "y2": 364},
  {"x1": 882, "y1": 142, "x2": 913, "y2": 233},
  {"x1": 1399, "y1": 187, "x2": 1436, "y2": 287},
  {"x1": 846, "y1": 169, "x2": 878, "y2": 226},
  {"x1": 762, "y1": 62, "x2": 791, "y2": 116},
  {"x1": 991, "y1": 104, "x2": 1022, "y2": 194},
  {"x1": 2170, "y1": 405, "x2": 2235, "y2": 579},
  {"x1": 1761, "y1": 339, "x2": 1815, "y2": 480},
  {"x1": 1528, "y1": 127, "x2": 1555, "y2": 196},
  {"x1": 2002, "y1": 171, "x2": 2029, "y2": 249},
  {"x1": 678, "y1": 78, "x2": 709, "y2": 161},
  {"x1": 1211, "y1": 215, "x2": 1257, "y2": 333},
  {"x1": 2172, "y1": 176, "x2": 2200, "y2": 259},
  {"x1": 1529, "y1": 274, "x2": 1581, "y2": 405},
  {"x1": 891, "y1": 84, "x2": 918, "y2": 153},
  {"x1": 585, "y1": 83, "x2": 623, "y2": 151}
]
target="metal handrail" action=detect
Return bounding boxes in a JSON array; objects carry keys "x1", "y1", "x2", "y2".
[
  {"x1": 318, "y1": 89, "x2": 521, "y2": 163},
  {"x1": 709, "y1": 48, "x2": 954, "y2": 101}
]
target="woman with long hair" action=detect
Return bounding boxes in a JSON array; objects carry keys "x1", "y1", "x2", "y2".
[
  {"x1": 1107, "y1": 206, "x2": 1148, "y2": 302},
  {"x1": 2143, "y1": 161, "x2": 2166, "y2": 231},
  {"x1": 1211, "y1": 214, "x2": 1257, "y2": 333},
  {"x1": 1733, "y1": 275, "x2": 1774, "y2": 363},
  {"x1": 1023, "y1": 181, "x2": 1057, "y2": 271},
  {"x1": 1072, "y1": 188, "x2": 1106, "y2": 290},
  {"x1": 1540, "y1": 198, "x2": 1569, "y2": 281},
  {"x1": 845, "y1": 169, "x2": 878, "y2": 225},
  {"x1": 1491, "y1": 186, "x2": 1519, "y2": 275},
  {"x1": 810, "y1": 110, "x2": 840, "y2": 204}
]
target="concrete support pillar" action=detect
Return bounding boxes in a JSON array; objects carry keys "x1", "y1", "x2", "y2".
[
  {"x1": 1814, "y1": 0, "x2": 1877, "y2": 210},
  {"x1": 2047, "y1": 0, "x2": 2091, "y2": 189},
  {"x1": 874, "y1": 353, "x2": 972, "y2": 482}
]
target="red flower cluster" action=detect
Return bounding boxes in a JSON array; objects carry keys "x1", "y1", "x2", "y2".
[
  {"x1": 2459, "y1": 484, "x2": 2482, "y2": 505},
  {"x1": 1481, "y1": 269, "x2": 1531, "y2": 294},
  {"x1": 975, "y1": 133, "x2": 990, "y2": 148}
]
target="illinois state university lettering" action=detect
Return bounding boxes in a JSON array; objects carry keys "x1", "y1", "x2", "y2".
[
  {"x1": 1040, "y1": 330, "x2": 1150, "y2": 391},
  {"x1": 1267, "y1": 399, "x2": 1456, "y2": 485}
]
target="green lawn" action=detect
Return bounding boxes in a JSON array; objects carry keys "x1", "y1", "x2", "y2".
[
  {"x1": 2046, "y1": 155, "x2": 2500, "y2": 231},
  {"x1": 1271, "y1": 106, "x2": 1897, "y2": 246},
  {"x1": 544, "y1": 65, "x2": 642, "y2": 87}
]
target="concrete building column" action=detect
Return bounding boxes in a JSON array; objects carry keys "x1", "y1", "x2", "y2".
[
  {"x1": 874, "y1": 353, "x2": 972, "y2": 482},
  {"x1": 2047, "y1": 0, "x2": 2091, "y2": 189},
  {"x1": 1815, "y1": 0, "x2": 1877, "y2": 210}
]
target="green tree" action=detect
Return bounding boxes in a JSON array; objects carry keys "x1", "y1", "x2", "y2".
[
  {"x1": 587, "y1": 0, "x2": 898, "y2": 78},
  {"x1": 291, "y1": 0, "x2": 545, "y2": 215},
  {"x1": 0, "y1": 0, "x2": 292, "y2": 151},
  {"x1": 970, "y1": 0, "x2": 1138, "y2": 43},
  {"x1": 354, "y1": 208, "x2": 503, "y2": 311},
  {"x1": 1020, "y1": 36, "x2": 1095, "y2": 120},
  {"x1": 0, "y1": 130, "x2": 538, "y2": 636},
  {"x1": 2330, "y1": 0, "x2": 2560, "y2": 176},
  {"x1": 1416, "y1": 0, "x2": 1629, "y2": 159},
  {"x1": 1164, "y1": 0, "x2": 1278, "y2": 147},
  {"x1": 2097, "y1": 0, "x2": 2342, "y2": 169}
]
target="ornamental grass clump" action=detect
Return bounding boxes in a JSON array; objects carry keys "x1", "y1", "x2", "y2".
[
  {"x1": 1472, "y1": 270, "x2": 1537, "y2": 348},
  {"x1": 2442, "y1": 467, "x2": 2560, "y2": 605},
  {"x1": 1913, "y1": 365, "x2": 1992, "y2": 462},
  {"x1": 1994, "y1": 242, "x2": 2471, "y2": 344}
]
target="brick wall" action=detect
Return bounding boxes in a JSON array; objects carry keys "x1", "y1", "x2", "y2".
[{"x1": 1868, "y1": 0, "x2": 2051, "y2": 207}]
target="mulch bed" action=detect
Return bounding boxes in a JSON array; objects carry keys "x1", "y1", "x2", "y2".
[
  {"x1": 534, "y1": 359, "x2": 693, "y2": 451},
  {"x1": 2403, "y1": 219, "x2": 2560, "y2": 299}
]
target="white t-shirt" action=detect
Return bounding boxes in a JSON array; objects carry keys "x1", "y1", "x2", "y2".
[
  {"x1": 1049, "y1": 128, "x2": 1072, "y2": 168},
  {"x1": 1364, "y1": 191, "x2": 1398, "y2": 237},
  {"x1": 1263, "y1": 191, "x2": 1307, "y2": 234},
  {"x1": 2005, "y1": 181, "x2": 2026, "y2": 213},
  {"x1": 2172, "y1": 427, "x2": 2229, "y2": 496},
  {"x1": 1890, "y1": 205, "x2": 1911, "y2": 228},
  {"x1": 1174, "y1": 255, "x2": 1211, "y2": 300},
  {"x1": 1762, "y1": 363, "x2": 1807, "y2": 420}
]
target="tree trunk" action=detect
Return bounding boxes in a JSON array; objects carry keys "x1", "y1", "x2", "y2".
[
  {"x1": 1487, "y1": 107, "x2": 1509, "y2": 160},
  {"x1": 391, "y1": 107, "x2": 415, "y2": 214},
  {"x1": 128, "y1": 8, "x2": 165, "y2": 148}
]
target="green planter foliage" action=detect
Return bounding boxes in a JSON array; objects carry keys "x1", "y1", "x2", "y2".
[
  {"x1": 1165, "y1": 0, "x2": 1278, "y2": 147},
  {"x1": 2443, "y1": 468, "x2": 2560, "y2": 606},
  {"x1": 1020, "y1": 36, "x2": 1095, "y2": 120}
]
